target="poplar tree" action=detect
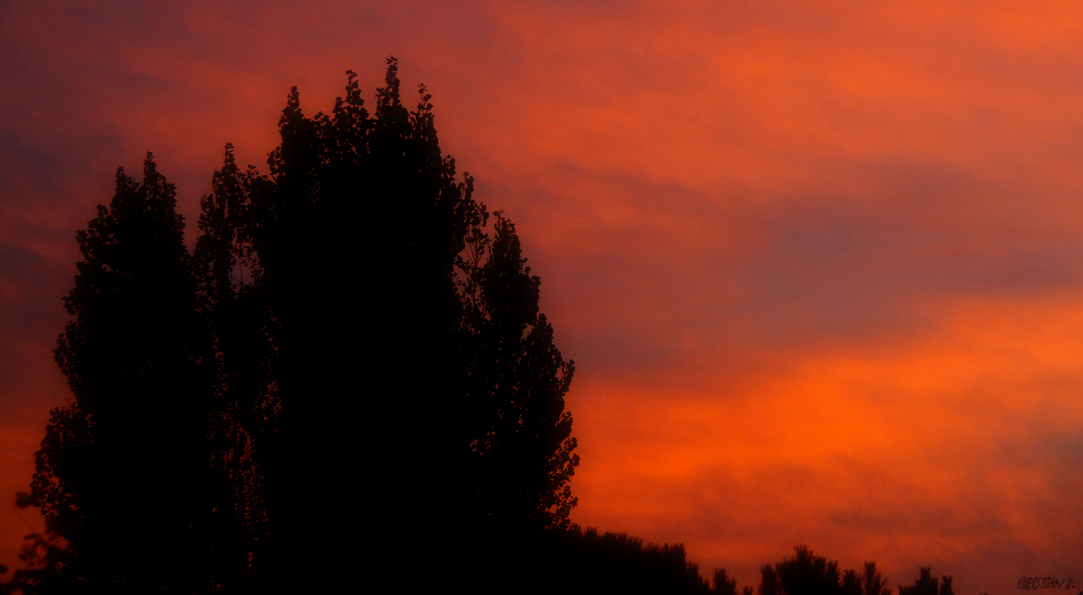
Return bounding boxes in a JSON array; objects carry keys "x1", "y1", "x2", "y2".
[
  {"x1": 236, "y1": 59, "x2": 579, "y2": 587},
  {"x1": 34, "y1": 157, "x2": 216, "y2": 593},
  {"x1": 462, "y1": 212, "x2": 578, "y2": 532},
  {"x1": 24, "y1": 59, "x2": 580, "y2": 593}
]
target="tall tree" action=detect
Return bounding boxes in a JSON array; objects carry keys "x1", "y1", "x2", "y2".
[
  {"x1": 235, "y1": 58, "x2": 579, "y2": 586},
  {"x1": 233, "y1": 61, "x2": 484, "y2": 589},
  {"x1": 462, "y1": 213, "x2": 578, "y2": 532},
  {"x1": 34, "y1": 156, "x2": 217, "y2": 593},
  {"x1": 23, "y1": 59, "x2": 580, "y2": 593},
  {"x1": 191, "y1": 144, "x2": 278, "y2": 588}
]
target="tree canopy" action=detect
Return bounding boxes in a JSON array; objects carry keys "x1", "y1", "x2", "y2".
[
  {"x1": 34, "y1": 159, "x2": 216, "y2": 594},
  {"x1": 6, "y1": 57, "x2": 961, "y2": 595},
  {"x1": 15, "y1": 57, "x2": 578, "y2": 594}
]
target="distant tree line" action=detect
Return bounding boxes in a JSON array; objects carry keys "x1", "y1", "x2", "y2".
[
  {"x1": 712, "y1": 546, "x2": 954, "y2": 595},
  {"x1": 427, "y1": 534, "x2": 956, "y2": 595}
]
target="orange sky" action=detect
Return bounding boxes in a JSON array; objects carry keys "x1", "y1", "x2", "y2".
[{"x1": 1, "y1": 2, "x2": 1081, "y2": 593}]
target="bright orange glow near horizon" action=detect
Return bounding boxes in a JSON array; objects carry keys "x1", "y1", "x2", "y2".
[
  {"x1": 572, "y1": 294, "x2": 1083, "y2": 586},
  {"x1": 1, "y1": 2, "x2": 1081, "y2": 593}
]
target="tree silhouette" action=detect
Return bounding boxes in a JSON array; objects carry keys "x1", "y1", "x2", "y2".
[
  {"x1": 222, "y1": 59, "x2": 578, "y2": 587},
  {"x1": 235, "y1": 60, "x2": 580, "y2": 589},
  {"x1": 774, "y1": 545, "x2": 842, "y2": 595},
  {"x1": 547, "y1": 528, "x2": 712, "y2": 594},
  {"x1": 15, "y1": 55, "x2": 979, "y2": 595},
  {"x1": 31, "y1": 157, "x2": 221, "y2": 592},
  {"x1": 940, "y1": 575, "x2": 954, "y2": 595},
  {"x1": 21, "y1": 59, "x2": 579, "y2": 592},
  {"x1": 860, "y1": 561, "x2": 891, "y2": 595},
  {"x1": 751, "y1": 549, "x2": 953, "y2": 595},
  {"x1": 758, "y1": 546, "x2": 878, "y2": 595},
  {"x1": 0, "y1": 527, "x2": 74, "y2": 595},
  {"x1": 462, "y1": 212, "x2": 578, "y2": 532},
  {"x1": 713, "y1": 567, "x2": 740, "y2": 595},
  {"x1": 842, "y1": 569, "x2": 862, "y2": 595},
  {"x1": 191, "y1": 144, "x2": 278, "y2": 588},
  {"x1": 760, "y1": 564, "x2": 781, "y2": 595},
  {"x1": 899, "y1": 567, "x2": 953, "y2": 595},
  {"x1": 224, "y1": 59, "x2": 480, "y2": 589}
]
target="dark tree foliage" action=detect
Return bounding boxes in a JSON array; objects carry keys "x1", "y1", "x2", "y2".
[
  {"x1": 711, "y1": 564, "x2": 760, "y2": 595},
  {"x1": 758, "y1": 546, "x2": 878, "y2": 595},
  {"x1": 899, "y1": 567, "x2": 953, "y2": 595},
  {"x1": 860, "y1": 561, "x2": 891, "y2": 595},
  {"x1": 16, "y1": 59, "x2": 579, "y2": 593},
  {"x1": 842, "y1": 569, "x2": 862, "y2": 595},
  {"x1": 462, "y1": 213, "x2": 579, "y2": 532},
  {"x1": 232, "y1": 59, "x2": 578, "y2": 588},
  {"x1": 28, "y1": 158, "x2": 220, "y2": 593},
  {"x1": 543, "y1": 528, "x2": 713, "y2": 595},
  {"x1": 7, "y1": 57, "x2": 970, "y2": 595},
  {"x1": 714, "y1": 567, "x2": 740, "y2": 595},
  {"x1": 760, "y1": 564, "x2": 781, "y2": 595},
  {"x1": 444, "y1": 526, "x2": 714, "y2": 594},
  {"x1": 775, "y1": 545, "x2": 842, "y2": 595},
  {"x1": 191, "y1": 144, "x2": 277, "y2": 588},
  {"x1": 747, "y1": 549, "x2": 959, "y2": 595},
  {"x1": 755, "y1": 548, "x2": 939, "y2": 595},
  {"x1": 0, "y1": 529, "x2": 73, "y2": 595}
]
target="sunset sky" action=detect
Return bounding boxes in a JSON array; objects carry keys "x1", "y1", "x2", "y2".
[{"x1": 1, "y1": 2, "x2": 1081, "y2": 592}]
